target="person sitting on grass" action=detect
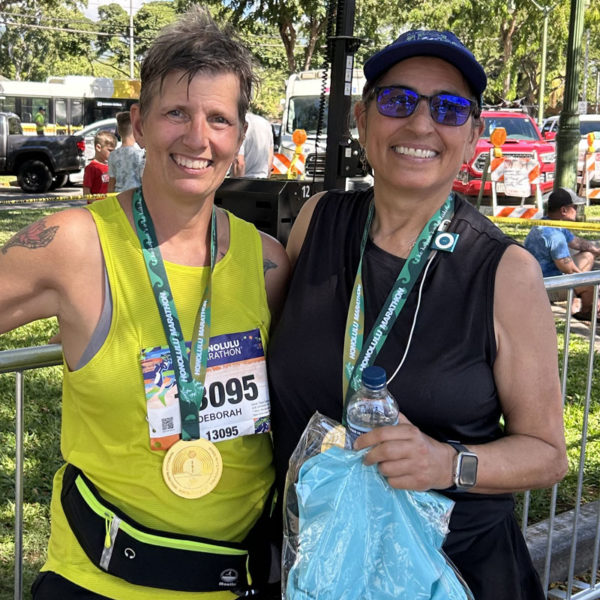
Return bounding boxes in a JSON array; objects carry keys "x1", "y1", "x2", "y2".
[{"x1": 524, "y1": 186, "x2": 600, "y2": 321}]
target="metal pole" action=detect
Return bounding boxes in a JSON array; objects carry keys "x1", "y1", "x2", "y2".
[
  {"x1": 530, "y1": 0, "x2": 557, "y2": 126},
  {"x1": 582, "y1": 29, "x2": 589, "y2": 109},
  {"x1": 323, "y1": 0, "x2": 357, "y2": 190},
  {"x1": 129, "y1": 0, "x2": 134, "y2": 79},
  {"x1": 13, "y1": 372, "x2": 23, "y2": 600},
  {"x1": 538, "y1": 8, "x2": 549, "y2": 126},
  {"x1": 554, "y1": 0, "x2": 586, "y2": 191}
]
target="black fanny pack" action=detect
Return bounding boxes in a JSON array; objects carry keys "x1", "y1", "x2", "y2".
[{"x1": 61, "y1": 464, "x2": 273, "y2": 593}]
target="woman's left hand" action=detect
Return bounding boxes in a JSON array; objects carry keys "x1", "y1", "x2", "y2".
[{"x1": 354, "y1": 413, "x2": 455, "y2": 491}]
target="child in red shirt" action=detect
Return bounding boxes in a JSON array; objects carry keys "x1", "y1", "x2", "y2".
[{"x1": 83, "y1": 131, "x2": 117, "y2": 202}]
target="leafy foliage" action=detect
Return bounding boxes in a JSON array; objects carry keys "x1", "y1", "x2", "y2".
[
  {"x1": 0, "y1": 3, "x2": 94, "y2": 80},
  {"x1": 0, "y1": 1, "x2": 597, "y2": 137}
]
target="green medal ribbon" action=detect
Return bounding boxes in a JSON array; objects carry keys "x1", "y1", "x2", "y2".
[
  {"x1": 341, "y1": 193, "x2": 455, "y2": 420},
  {"x1": 132, "y1": 188, "x2": 216, "y2": 441}
]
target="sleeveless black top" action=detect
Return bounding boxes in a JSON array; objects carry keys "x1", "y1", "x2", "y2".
[{"x1": 268, "y1": 189, "x2": 519, "y2": 553}]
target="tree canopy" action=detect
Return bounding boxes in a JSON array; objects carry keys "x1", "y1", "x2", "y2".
[{"x1": 0, "y1": 0, "x2": 597, "y2": 119}]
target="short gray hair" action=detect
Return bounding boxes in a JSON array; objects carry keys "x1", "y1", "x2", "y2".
[{"x1": 138, "y1": 7, "x2": 257, "y2": 130}]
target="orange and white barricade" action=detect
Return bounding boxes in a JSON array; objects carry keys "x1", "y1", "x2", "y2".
[
  {"x1": 579, "y1": 133, "x2": 600, "y2": 204},
  {"x1": 490, "y1": 152, "x2": 543, "y2": 215},
  {"x1": 271, "y1": 128, "x2": 308, "y2": 180},
  {"x1": 271, "y1": 152, "x2": 291, "y2": 176},
  {"x1": 271, "y1": 152, "x2": 305, "y2": 178},
  {"x1": 489, "y1": 154, "x2": 505, "y2": 184},
  {"x1": 493, "y1": 205, "x2": 543, "y2": 219},
  {"x1": 486, "y1": 127, "x2": 543, "y2": 217}
]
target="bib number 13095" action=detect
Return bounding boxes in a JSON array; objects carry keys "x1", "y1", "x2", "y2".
[{"x1": 206, "y1": 425, "x2": 239, "y2": 442}]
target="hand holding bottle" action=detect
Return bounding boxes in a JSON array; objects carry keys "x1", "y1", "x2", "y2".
[{"x1": 354, "y1": 415, "x2": 456, "y2": 492}]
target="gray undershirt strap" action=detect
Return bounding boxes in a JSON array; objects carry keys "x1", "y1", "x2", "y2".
[{"x1": 75, "y1": 263, "x2": 113, "y2": 370}]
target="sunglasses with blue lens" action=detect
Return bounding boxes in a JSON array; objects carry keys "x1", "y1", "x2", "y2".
[{"x1": 373, "y1": 86, "x2": 477, "y2": 127}]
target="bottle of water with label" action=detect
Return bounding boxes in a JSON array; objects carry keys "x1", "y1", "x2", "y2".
[{"x1": 346, "y1": 365, "x2": 399, "y2": 442}]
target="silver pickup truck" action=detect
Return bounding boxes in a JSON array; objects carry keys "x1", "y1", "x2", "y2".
[{"x1": 0, "y1": 112, "x2": 85, "y2": 193}]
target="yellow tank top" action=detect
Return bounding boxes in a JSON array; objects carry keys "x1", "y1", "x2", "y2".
[{"x1": 43, "y1": 196, "x2": 274, "y2": 599}]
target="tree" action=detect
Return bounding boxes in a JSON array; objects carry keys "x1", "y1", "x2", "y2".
[
  {"x1": 176, "y1": 0, "x2": 330, "y2": 74},
  {"x1": 0, "y1": 3, "x2": 93, "y2": 80},
  {"x1": 95, "y1": 1, "x2": 176, "y2": 77},
  {"x1": 133, "y1": 2, "x2": 177, "y2": 66}
]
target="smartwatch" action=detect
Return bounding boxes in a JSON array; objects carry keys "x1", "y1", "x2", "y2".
[{"x1": 447, "y1": 441, "x2": 478, "y2": 492}]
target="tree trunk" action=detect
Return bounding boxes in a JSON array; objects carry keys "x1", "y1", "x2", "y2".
[
  {"x1": 279, "y1": 19, "x2": 297, "y2": 73},
  {"x1": 302, "y1": 17, "x2": 325, "y2": 71},
  {"x1": 501, "y1": 16, "x2": 517, "y2": 98}
]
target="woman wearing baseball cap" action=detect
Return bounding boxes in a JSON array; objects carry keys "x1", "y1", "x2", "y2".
[{"x1": 268, "y1": 30, "x2": 567, "y2": 599}]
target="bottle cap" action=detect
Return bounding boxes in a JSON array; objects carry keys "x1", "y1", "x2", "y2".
[{"x1": 361, "y1": 365, "x2": 387, "y2": 389}]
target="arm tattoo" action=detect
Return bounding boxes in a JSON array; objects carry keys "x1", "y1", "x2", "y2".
[
  {"x1": 263, "y1": 258, "x2": 277, "y2": 275},
  {"x1": 570, "y1": 237, "x2": 600, "y2": 253},
  {"x1": 558, "y1": 256, "x2": 574, "y2": 266},
  {"x1": 1, "y1": 218, "x2": 59, "y2": 254}
]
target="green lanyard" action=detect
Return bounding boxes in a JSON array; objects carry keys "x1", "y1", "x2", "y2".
[
  {"x1": 342, "y1": 193, "x2": 454, "y2": 417},
  {"x1": 132, "y1": 188, "x2": 216, "y2": 441}
]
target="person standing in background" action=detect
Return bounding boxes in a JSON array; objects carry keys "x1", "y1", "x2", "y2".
[
  {"x1": 108, "y1": 111, "x2": 145, "y2": 193},
  {"x1": 35, "y1": 106, "x2": 46, "y2": 135},
  {"x1": 83, "y1": 130, "x2": 116, "y2": 201},
  {"x1": 232, "y1": 112, "x2": 274, "y2": 178}
]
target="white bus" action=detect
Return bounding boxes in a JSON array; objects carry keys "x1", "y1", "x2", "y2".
[{"x1": 0, "y1": 75, "x2": 140, "y2": 135}]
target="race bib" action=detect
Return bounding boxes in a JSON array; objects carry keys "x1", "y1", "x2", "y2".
[{"x1": 141, "y1": 328, "x2": 270, "y2": 451}]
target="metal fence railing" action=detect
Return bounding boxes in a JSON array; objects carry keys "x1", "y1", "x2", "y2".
[{"x1": 1, "y1": 273, "x2": 600, "y2": 600}]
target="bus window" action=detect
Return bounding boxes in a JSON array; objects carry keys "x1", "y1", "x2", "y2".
[
  {"x1": 0, "y1": 96, "x2": 17, "y2": 114},
  {"x1": 71, "y1": 100, "x2": 83, "y2": 130},
  {"x1": 85, "y1": 98, "x2": 128, "y2": 124},
  {"x1": 56, "y1": 98, "x2": 67, "y2": 134}
]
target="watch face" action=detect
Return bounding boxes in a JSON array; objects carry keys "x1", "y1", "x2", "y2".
[{"x1": 458, "y1": 454, "x2": 478, "y2": 487}]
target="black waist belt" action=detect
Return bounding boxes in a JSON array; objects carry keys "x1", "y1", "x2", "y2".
[{"x1": 61, "y1": 464, "x2": 272, "y2": 593}]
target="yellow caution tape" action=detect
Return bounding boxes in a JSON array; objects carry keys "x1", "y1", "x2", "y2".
[
  {"x1": 489, "y1": 216, "x2": 600, "y2": 232},
  {"x1": 0, "y1": 193, "x2": 117, "y2": 206}
]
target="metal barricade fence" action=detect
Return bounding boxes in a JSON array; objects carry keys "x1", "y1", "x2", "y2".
[{"x1": 1, "y1": 273, "x2": 600, "y2": 600}]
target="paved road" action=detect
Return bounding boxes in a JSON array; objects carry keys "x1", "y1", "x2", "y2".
[{"x1": 0, "y1": 184, "x2": 85, "y2": 210}]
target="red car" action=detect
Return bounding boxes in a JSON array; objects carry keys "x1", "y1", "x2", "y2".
[{"x1": 453, "y1": 110, "x2": 556, "y2": 198}]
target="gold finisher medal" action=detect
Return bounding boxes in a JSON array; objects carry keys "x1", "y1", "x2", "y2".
[
  {"x1": 321, "y1": 424, "x2": 348, "y2": 453},
  {"x1": 162, "y1": 438, "x2": 223, "y2": 499}
]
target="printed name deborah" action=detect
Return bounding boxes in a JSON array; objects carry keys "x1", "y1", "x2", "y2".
[{"x1": 199, "y1": 408, "x2": 242, "y2": 423}]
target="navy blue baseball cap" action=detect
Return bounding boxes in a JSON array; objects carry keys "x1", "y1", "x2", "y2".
[{"x1": 364, "y1": 30, "x2": 487, "y2": 101}]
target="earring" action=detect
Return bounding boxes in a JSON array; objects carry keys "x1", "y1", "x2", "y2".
[{"x1": 359, "y1": 145, "x2": 370, "y2": 175}]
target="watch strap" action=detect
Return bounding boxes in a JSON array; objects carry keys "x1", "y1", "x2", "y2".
[{"x1": 447, "y1": 441, "x2": 468, "y2": 454}]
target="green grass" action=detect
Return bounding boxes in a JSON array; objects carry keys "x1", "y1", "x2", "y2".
[
  {"x1": 1, "y1": 205, "x2": 599, "y2": 598},
  {"x1": 0, "y1": 208, "x2": 61, "y2": 599}
]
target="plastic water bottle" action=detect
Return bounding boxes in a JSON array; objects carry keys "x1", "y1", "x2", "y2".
[{"x1": 346, "y1": 365, "x2": 399, "y2": 442}]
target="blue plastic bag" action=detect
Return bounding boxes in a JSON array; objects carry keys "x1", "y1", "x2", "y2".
[{"x1": 282, "y1": 412, "x2": 473, "y2": 600}]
